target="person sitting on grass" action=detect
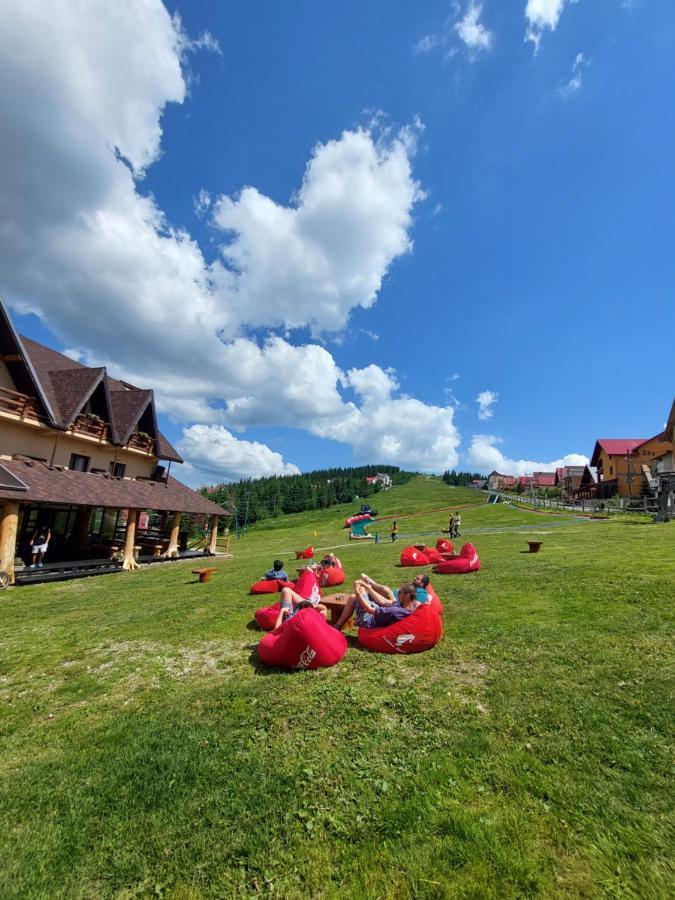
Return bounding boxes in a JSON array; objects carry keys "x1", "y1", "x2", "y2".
[
  {"x1": 333, "y1": 581, "x2": 420, "y2": 631},
  {"x1": 273, "y1": 565, "x2": 327, "y2": 630},
  {"x1": 359, "y1": 572, "x2": 430, "y2": 605},
  {"x1": 262, "y1": 559, "x2": 289, "y2": 582}
]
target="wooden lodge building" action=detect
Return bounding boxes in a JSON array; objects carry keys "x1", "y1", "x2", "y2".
[{"x1": 0, "y1": 299, "x2": 226, "y2": 583}]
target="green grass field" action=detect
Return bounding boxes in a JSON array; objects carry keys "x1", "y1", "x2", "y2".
[{"x1": 1, "y1": 477, "x2": 673, "y2": 898}]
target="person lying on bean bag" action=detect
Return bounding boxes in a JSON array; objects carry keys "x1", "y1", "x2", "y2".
[
  {"x1": 333, "y1": 580, "x2": 421, "y2": 632},
  {"x1": 273, "y1": 566, "x2": 326, "y2": 630},
  {"x1": 258, "y1": 605, "x2": 347, "y2": 669},
  {"x1": 358, "y1": 571, "x2": 431, "y2": 607}
]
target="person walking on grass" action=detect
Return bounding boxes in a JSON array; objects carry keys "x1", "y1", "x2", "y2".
[
  {"x1": 453, "y1": 511, "x2": 461, "y2": 538},
  {"x1": 448, "y1": 513, "x2": 455, "y2": 536},
  {"x1": 390, "y1": 520, "x2": 398, "y2": 542}
]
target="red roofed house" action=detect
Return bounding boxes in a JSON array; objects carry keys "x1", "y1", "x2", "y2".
[
  {"x1": 531, "y1": 472, "x2": 557, "y2": 490},
  {"x1": 0, "y1": 298, "x2": 227, "y2": 583},
  {"x1": 590, "y1": 425, "x2": 673, "y2": 498}
]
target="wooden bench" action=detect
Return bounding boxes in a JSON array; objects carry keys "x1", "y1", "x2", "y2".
[{"x1": 192, "y1": 567, "x2": 217, "y2": 583}]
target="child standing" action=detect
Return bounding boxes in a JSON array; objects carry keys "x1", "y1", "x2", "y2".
[{"x1": 390, "y1": 521, "x2": 398, "y2": 542}]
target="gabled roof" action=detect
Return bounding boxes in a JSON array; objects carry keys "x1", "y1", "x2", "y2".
[
  {"x1": 17, "y1": 333, "x2": 182, "y2": 462},
  {"x1": 108, "y1": 388, "x2": 153, "y2": 445},
  {"x1": 533, "y1": 471, "x2": 556, "y2": 487},
  {"x1": 48, "y1": 366, "x2": 107, "y2": 428},
  {"x1": 0, "y1": 304, "x2": 55, "y2": 423},
  {"x1": 590, "y1": 439, "x2": 647, "y2": 467}
]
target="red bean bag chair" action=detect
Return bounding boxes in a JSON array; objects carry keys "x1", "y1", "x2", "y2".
[
  {"x1": 434, "y1": 543, "x2": 481, "y2": 575},
  {"x1": 294, "y1": 546, "x2": 315, "y2": 559},
  {"x1": 255, "y1": 602, "x2": 281, "y2": 631},
  {"x1": 318, "y1": 566, "x2": 345, "y2": 588},
  {"x1": 421, "y1": 546, "x2": 441, "y2": 564},
  {"x1": 426, "y1": 582, "x2": 443, "y2": 616},
  {"x1": 436, "y1": 539, "x2": 454, "y2": 554},
  {"x1": 258, "y1": 607, "x2": 347, "y2": 669},
  {"x1": 357, "y1": 604, "x2": 442, "y2": 654},
  {"x1": 249, "y1": 578, "x2": 285, "y2": 595},
  {"x1": 400, "y1": 546, "x2": 430, "y2": 567},
  {"x1": 294, "y1": 568, "x2": 322, "y2": 601}
]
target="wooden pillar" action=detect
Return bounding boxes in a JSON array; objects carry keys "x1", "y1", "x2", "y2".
[
  {"x1": 122, "y1": 508, "x2": 140, "y2": 571},
  {"x1": 74, "y1": 506, "x2": 92, "y2": 552},
  {"x1": 208, "y1": 515, "x2": 219, "y2": 555},
  {"x1": 0, "y1": 501, "x2": 20, "y2": 584},
  {"x1": 163, "y1": 511, "x2": 181, "y2": 558}
]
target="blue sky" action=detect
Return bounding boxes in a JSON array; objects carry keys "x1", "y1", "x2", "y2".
[{"x1": 1, "y1": 0, "x2": 673, "y2": 484}]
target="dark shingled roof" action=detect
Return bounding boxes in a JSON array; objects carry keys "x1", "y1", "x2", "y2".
[
  {"x1": 108, "y1": 389, "x2": 153, "y2": 445},
  {"x1": 19, "y1": 335, "x2": 182, "y2": 462},
  {"x1": 48, "y1": 367, "x2": 106, "y2": 428},
  {"x1": 0, "y1": 458, "x2": 227, "y2": 516}
]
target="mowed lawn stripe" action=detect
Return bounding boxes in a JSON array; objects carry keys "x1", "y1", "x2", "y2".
[{"x1": 0, "y1": 477, "x2": 673, "y2": 898}]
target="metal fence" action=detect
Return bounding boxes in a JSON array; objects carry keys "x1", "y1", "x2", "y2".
[{"x1": 501, "y1": 493, "x2": 657, "y2": 516}]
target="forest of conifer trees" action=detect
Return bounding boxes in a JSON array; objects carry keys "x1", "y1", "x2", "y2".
[{"x1": 199, "y1": 466, "x2": 413, "y2": 526}]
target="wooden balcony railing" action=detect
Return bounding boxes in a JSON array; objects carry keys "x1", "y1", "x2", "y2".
[
  {"x1": 71, "y1": 413, "x2": 109, "y2": 441},
  {"x1": 0, "y1": 385, "x2": 41, "y2": 420},
  {"x1": 127, "y1": 432, "x2": 154, "y2": 453}
]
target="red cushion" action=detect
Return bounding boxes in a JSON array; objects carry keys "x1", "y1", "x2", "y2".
[
  {"x1": 318, "y1": 566, "x2": 345, "y2": 588},
  {"x1": 258, "y1": 607, "x2": 348, "y2": 669},
  {"x1": 357, "y1": 604, "x2": 442, "y2": 654},
  {"x1": 294, "y1": 568, "x2": 322, "y2": 601},
  {"x1": 400, "y1": 546, "x2": 431, "y2": 567},
  {"x1": 255, "y1": 602, "x2": 281, "y2": 631},
  {"x1": 295, "y1": 546, "x2": 314, "y2": 559},
  {"x1": 426, "y1": 582, "x2": 443, "y2": 615},
  {"x1": 459, "y1": 542, "x2": 477, "y2": 559},
  {"x1": 250, "y1": 578, "x2": 284, "y2": 595},
  {"x1": 434, "y1": 551, "x2": 480, "y2": 575},
  {"x1": 422, "y1": 547, "x2": 441, "y2": 563},
  {"x1": 436, "y1": 539, "x2": 454, "y2": 554}
]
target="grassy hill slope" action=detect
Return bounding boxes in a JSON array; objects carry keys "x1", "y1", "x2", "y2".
[{"x1": 0, "y1": 478, "x2": 673, "y2": 897}]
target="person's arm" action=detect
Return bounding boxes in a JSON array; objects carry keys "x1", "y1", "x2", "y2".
[
  {"x1": 363, "y1": 579, "x2": 396, "y2": 605},
  {"x1": 355, "y1": 587, "x2": 377, "y2": 614}
]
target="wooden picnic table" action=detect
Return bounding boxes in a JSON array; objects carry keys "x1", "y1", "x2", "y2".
[{"x1": 321, "y1": 593, "x2": 354, "y2": 628}]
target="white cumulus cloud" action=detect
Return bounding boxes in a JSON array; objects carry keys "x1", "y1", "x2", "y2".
[
  {"x1": 476, "y1": 389, "x2": 498, "y2": 420},
  {"x1": 0, "y1": 0, "x2": 461, "y2": 480},
  {"x1": 177, "y1": 425, "x2": 300, "y2": 483},
  {"x1": 467, "y1": 434, "x2": 589, "y2": 475}
]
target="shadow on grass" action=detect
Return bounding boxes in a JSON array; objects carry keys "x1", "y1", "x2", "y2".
[{"x1": 246, "y1": 645, "x2": 301, "y2": 676}]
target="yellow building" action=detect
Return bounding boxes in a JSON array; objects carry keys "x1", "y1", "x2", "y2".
[
  {"x1": 0, "y1": 298, "x2": 226, "y2": 583},
  {"x1": 590, "y1": 403, "x2": 674, "y2": 498}
]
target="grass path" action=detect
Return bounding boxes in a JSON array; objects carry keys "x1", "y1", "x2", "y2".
[{"x1": 0, "y1": 477, "x2": 673, "y2": 898}]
